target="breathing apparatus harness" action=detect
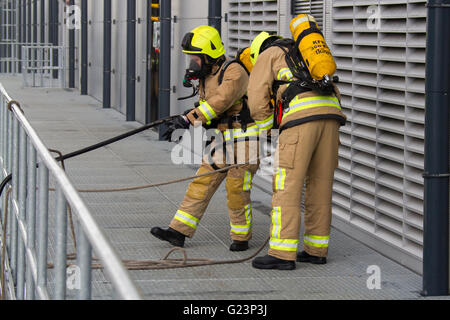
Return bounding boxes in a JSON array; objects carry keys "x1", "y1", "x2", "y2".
[
  {"x1": 268, "y1": 38, "x2": 345, "y2": 131},
  {"x1": 216, "y1": 58, "x2": 254, "y2": 132}
]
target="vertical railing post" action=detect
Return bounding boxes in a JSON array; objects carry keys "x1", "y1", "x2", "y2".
[
  {"x1": 5, "y1": 107, "x2": 13, "y2": 255},
  {"x1": 22, "y1": 46, "x2": 26, "y2": 86},
  {"x1": 6, "y1": 102, "x2": 12, "y2": 177},
  {"x1": 10, "y1": 116, "x2": 20, "y2": 284},
  {"x1": 77, "y1": 225, "x2": 92, "y2": 300},
  {"x1": 16, "y1": 125, "x2": 28, "y2": 300},
  {"x1": 36, "y1": 161, "x2": 49, "y2": 299},
  {"x1": 0, "y1": 94, "x2": 5, "y2": 165},
  {"x1": 40, "y1": 46, "x2": 44, "y2": 87},
  {"x1": 25, "y1": 141, "x2": 37, "y2": 300},
  {"x1": 60, "y1": 46, "x2": 65, "y2": 88},
  {"x1": 49, "y1": 45, "x2": 53, "y2": 86},
  {"x1": 54, "y1": 186, "x2": 67, "y2": 300}
]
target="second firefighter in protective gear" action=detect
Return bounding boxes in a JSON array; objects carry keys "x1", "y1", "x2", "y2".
[
  {"x1": 249, "y1": 14, "x2": 347, "y2": 270},
  {"x1": 151, "y1": 25, "x2": 260, "y2": 251}
]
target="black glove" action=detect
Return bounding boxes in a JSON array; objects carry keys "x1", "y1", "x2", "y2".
[
  {"x1": 162, "y1": 115, "x2": 191, "y2": 142},
  {"x1": 202, "y1": 118, "x2": 219, "y2": 130}
]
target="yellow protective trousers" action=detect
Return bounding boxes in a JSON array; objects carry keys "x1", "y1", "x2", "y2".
[
  {"x1": 268, "y1": 119, "x2": 340, "y2": 261},
  {"x1": 169, "y1": 140, "x2": 259, "y2": 242}
]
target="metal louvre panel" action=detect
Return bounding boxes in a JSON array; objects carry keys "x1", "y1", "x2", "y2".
[
  {"x1": 291, "y1": 0, "x2": 324, "y2": 29},
  {"x1": 227, "y1": 0, "x2": 279, "y2": 57},
  {"x1": 330, "y1": 0, "x2": 427, "y2": 271}
]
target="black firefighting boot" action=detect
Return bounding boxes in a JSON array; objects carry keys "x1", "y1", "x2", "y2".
[
  {"x1": 150, "y1": 227, "x2": 185, "y2": 247},
  {"x1": 252, "y1": 255, "x2": 296, "y2": 270},
  {"x1": 296, "y1": 251, "x2": 327, "y2": 264},
  {"x1": 229, "y1": 240, "x2": 249, "y2": 252}
]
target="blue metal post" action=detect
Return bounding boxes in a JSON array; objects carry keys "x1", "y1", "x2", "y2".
[{"x1": 422, "y1": 0, "x2": 450, "y2": 297}]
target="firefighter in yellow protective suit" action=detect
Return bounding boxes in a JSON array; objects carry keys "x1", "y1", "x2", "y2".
[
  {"x1": 249, "y1": 15, "x2": 347, "y2": 270},
  {"x1": 151, "y1": 26, "x2": 260, "y2": 251}
]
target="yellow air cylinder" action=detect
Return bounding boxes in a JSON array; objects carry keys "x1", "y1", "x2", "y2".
[
  {"x1": 289, "y1": 14, "x2": 336, "y2": 80},
  {"x1": 238, "y1": 47, "x2": 253, "y2": 73}
]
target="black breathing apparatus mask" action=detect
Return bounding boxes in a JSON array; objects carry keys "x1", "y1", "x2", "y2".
[{"x1": 184, "y1": 54, "x2": 212, "y2": 82}]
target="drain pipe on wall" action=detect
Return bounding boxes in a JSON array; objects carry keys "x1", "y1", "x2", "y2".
[
  {"x1": 126, "y1": 0, "x2": 136, "y2": 121},
  {"x1": 69, "y1": 0, "x2": 75, "y2": 88},
  {"x1": 32, "y1": 0, "x2": 37, "y2": 45},
  {"x1": 51, "y1": 0, "x2": 58, "y2": 79},
  {"x1": 27, "y1": 0, "x2": 31, "y2": 43},
  {"x1": 40, "y1": 0, "x2": 45, "y2": 44},
  {"x1": 103, "y1": 0, "x2": 112, "y2": 108},
  {"x1": 158, "y1": 0, "x2": 171, "y2": 140},
  {"x1": 145, "y1": 0, "x2": 152, "y2": 124},
  {"x1": 422, "y1": 0, "x2": 450, "y2": 297},
  {"x1": 80, "y1": 0, "x2": 88, "y2": 95},
  {"x1": 208, "y1": 0, "x2": 222, "y2": 35}
]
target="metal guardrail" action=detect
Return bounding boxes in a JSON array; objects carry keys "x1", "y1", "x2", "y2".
[
  {"x1": 0, "y1": 42, "x2": 67, "y2": 89},
  {"x1": 22, "y1": 45, "x2": 67, "y2": 88},
  {"x1": 0, "y1": 42, "x2": 26, "y2": 74},
  {"x1": 0, "y1": 83, "x2": 143, "y2": 300}
]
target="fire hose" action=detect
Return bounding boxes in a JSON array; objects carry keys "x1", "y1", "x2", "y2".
[{"x1": 0, "y1": 115, "x2": 270, "y2": 276}]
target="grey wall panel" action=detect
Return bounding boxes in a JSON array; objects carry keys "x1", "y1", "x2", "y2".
[
  {"x1": 111, "y1": 0, "x2": 127, "y2": 115},
  {"x1": 279, "y1": 0, "x2": 292, "y2": 38},
  {"x1": 87, "y1": 0, "x2": 104, "y2": 101}
]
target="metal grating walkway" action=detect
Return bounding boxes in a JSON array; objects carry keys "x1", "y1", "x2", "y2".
[{"x1": 0, "y1": 75, "x2": 444, "y2": 300}]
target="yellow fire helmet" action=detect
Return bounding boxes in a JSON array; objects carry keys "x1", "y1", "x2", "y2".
[
  {"x1": 250, "y1": 31, "x2": 282, "y2": 65},
  {"x1": 181, "y1": 25, "x2": 226, "y2": 60}
]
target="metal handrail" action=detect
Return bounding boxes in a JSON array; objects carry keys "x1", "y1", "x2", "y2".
[{"x1": 0, "y1": 83, "x2": 143, "y2": 300}]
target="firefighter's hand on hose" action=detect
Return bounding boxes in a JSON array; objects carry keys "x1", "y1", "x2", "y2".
[{"x1": 162, "y1": 115, "x2": 191, "y2": 142}]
